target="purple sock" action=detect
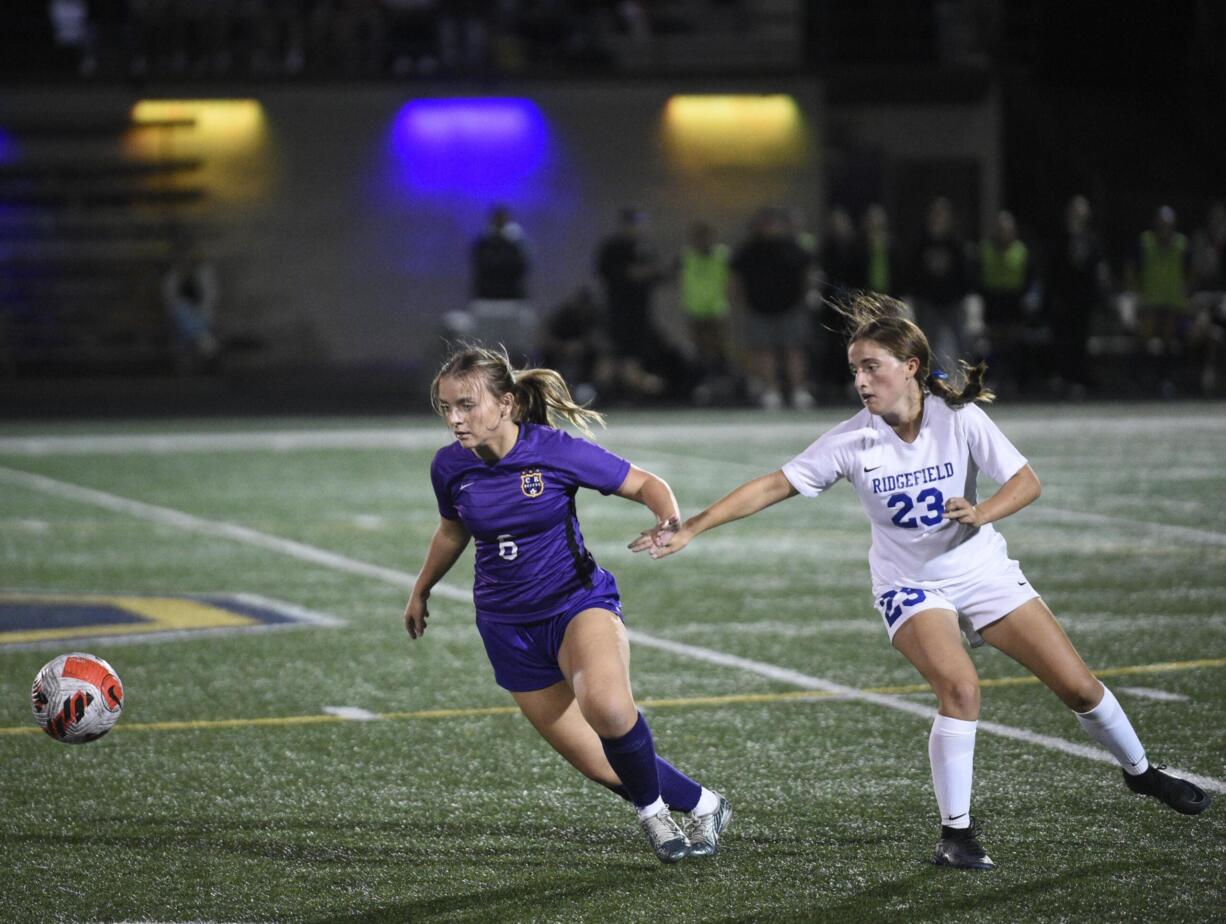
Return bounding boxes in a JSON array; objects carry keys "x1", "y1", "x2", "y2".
[
  {"x1": 598, "y1": 712, "x2": 661, "y2": 809},
  {"x1": 655, "y1": 756, "x2": 702, "y2": 812},
  {"x1": 601, "y1": 756, "x2": 701, "y2": 812}
]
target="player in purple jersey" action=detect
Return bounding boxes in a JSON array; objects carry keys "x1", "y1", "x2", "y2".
[
  {"x1": 404, "y1": 345, "x2": 731, "y2": 863},
  {"x1": 636, "y1": 295, "x2": 1211, "y2": 870}
]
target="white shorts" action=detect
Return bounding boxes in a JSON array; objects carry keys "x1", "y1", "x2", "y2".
[{"x1": 872, "y1": 558, "x2": 1039, "y2": 648}]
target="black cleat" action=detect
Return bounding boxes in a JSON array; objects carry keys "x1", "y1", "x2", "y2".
[
  {"x1": 933, "y1": 819, "x2": 995, "y2": 871},
  {"x1": 1124, "y1": 765, "x2": 1213, "y2": 816}
]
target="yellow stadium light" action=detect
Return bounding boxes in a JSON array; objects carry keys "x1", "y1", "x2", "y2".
[
  {"x1": 662, "y1": 95, "x2": 808, "y2": 169},
  {"x1": 126, "y1": 100, "x2": 271, "y2": 201},
  {"x1": 130, "y1": 99, "x2": 267, "y2": 150}
]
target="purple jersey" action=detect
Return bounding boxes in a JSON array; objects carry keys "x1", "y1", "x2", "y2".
[{"x1": 430, "y1": 423, "x2": 632, "y2": 623}]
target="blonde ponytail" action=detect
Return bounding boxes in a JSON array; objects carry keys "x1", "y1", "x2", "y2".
[{"x1": 431, "y1": 344, "x2": 606, "y2": 438}]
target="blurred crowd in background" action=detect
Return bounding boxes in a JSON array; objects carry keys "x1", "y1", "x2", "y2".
[
  {"x1": 12, "y1": 0, "x2": 801, "y2": 81},
  {"x1": 453, "y1": 196, "x2": 1226, "y2": 408},
  {"x1": 3, "y1": 1, "x2": 1224, "y2": 412}
]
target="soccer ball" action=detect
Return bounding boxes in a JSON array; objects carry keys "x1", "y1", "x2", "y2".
[{"x1": 31, "y1": 653, "x2": 125, "y2": 743}]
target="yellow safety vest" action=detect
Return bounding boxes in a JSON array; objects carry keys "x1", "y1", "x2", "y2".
[{"x1": 1140, "y1": 230, "x2": 1188, "y2": 310}]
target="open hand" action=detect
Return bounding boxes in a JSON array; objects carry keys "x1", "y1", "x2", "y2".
[{"x1": 628, "y1": 514, "x2": 681, "y2": 554}]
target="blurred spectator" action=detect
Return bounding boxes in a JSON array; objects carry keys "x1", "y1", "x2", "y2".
[
  {"x1": 814, "y1": 207, "x2": 862, "y2": 394},
  {"x1": 539, "y1": 284, "x2": 613, "y2": 407},
  {"x1": 616, "y1": 1, "x2": 652, "y2": 39},
  {"x1": 977, "y1": 210, "x2": 1039, "y2": 393},
  {"x1": 677, "y1": 221, "x2": 733, "y2": 403},
  {"x1": 1046, "y1": 195, "x2": 1108, "y2": 395},
  {"x1": 861, "y1": 203, "x2": 897, "y2": 297},
  {"x1": 1190, "y1": 201, "x2": 1226, "y2": 296},
  {"x1": 1128, "y1": 205, "x2": 1192, "y2": 393},
  {"x1": 472, "y1": 204, "x2": 530, "y2": 301},
  {"x1": 819, "y1": 207, "x2": 863, "y2": 298},
  {"x1": 730, "y1": 206, "x2": 813, "y2": 409},
  {"x1": 163, "y1": 241, "x2": 220, "y2": 374},
  {"x1": 906, "y1": 196, "x2": 972, "y2": 370},
  {"x1": 382, "y1": 0, "x2": 439, "y2": 77},
  {"x1": 446, "y1": 204, "x2": 535, "y2": 363},
  {"x1": 1190, "y1": 201, "x2": 1226, "y2": 394},
  {"x1": 595, "y1": 206, "x2": 668, "y2": 399},
  {"x1": 48, "y1": 0, "x2": 92, "y2": 73},
  {"x1": 437, "y1": 0, "x2": 488, "y2": 74}
]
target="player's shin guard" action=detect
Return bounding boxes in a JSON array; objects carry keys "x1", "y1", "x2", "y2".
[
  {"x1": 929, "y1": 714, "x2": 977, "y2": 829},
  {"x1": 655, "y1": 756, "x2": 702, "y2": 813},
  {"x1": 601, "y1": 758, "x2": 703, "y2": 813},
  {"x1": 1075, "y1": 683, "x2": 1149, "y2": 775},
  {"x1": 599, "y1": 712, "x2": 662, "y2": 810}
]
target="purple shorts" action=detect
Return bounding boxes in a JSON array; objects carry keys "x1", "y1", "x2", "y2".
[{"x1": 476, "y1": 568, "x2": 622, "y2": 692}]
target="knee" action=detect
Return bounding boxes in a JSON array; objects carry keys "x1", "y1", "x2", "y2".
[
  {"x1": 1063, "y1": 679, "x2": 1104, "y2": 714},
  {"x1": 938, "y1": 678, "x2": 981, "y2": 719},
  {"x1": 580, "y1": 695, "x2": 638, "y2": 739}
]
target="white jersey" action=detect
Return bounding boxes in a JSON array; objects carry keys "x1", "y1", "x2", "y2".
[{"x1": 781, "y1": 399, "x2": 1028, "y2": 586}]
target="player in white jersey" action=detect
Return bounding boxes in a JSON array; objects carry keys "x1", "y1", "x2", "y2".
[{"x1": 634, "y1": 294, "x2": 1212, "y2": 870}]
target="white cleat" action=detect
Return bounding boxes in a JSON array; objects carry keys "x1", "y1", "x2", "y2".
[
  {"x1": 684, "y1": 793, "x2": 732, "y2": 858},
  {"x1": 639, "y1": 806, "x2": 690, "y2": 864}
]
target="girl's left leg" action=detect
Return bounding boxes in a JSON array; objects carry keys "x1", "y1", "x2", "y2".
[
  {"x1": 979, "y1": 598, "x2": 1211, "y2": 814},
  {"x1": 558, "y1": 608, "x2": 727, "y2": 860},
  {"x1": 510, "y1": 680, "x2": 718, "y2": 815}
]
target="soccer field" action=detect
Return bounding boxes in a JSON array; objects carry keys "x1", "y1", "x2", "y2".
[{"x1": 1, "y1": 403, "x2": 1224, "y2": 923}]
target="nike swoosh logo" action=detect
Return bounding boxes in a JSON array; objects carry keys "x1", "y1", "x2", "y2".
[
  {"x1": 458, "y1": 482, "x2": 474, "y2": 492},
  {"x1": 1017, "y1": 580, "x2": 1027, "y2": 585},
  {"x1": 947, "y1": 812, "x2": 968, "y2": 821},
  {"x1": 864, "y1": 465, "x2": 882, "y2": 473}
]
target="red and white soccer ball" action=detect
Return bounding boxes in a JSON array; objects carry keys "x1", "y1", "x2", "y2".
[{"x1": 31, "y1": 653, "x2": 125, "y2": 743}]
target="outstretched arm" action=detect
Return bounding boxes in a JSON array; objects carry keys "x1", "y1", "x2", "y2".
[
  {"x1": 617, "y1": 464, "x2": 683, "y2": 544},
  {"x1": 634, "y1": 469, "x2": 799, "y2": 559},
  {"x1": 404, "y1": 516, "x2": 471, "y2": 639},
  {"x1": 944, "y1": 463, "x2": 1041, "y2": 528}
]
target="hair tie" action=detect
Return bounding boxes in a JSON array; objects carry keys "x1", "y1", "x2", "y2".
[{"x1": 930, "y1": 369, "x2": 948, "y2": 381}]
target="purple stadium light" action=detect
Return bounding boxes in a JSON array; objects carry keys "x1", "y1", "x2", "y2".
[{"x1": 387, "y1": 97, "x2": 552, "y2": 200}]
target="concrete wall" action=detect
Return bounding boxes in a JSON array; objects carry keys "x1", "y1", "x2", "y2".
[{"x1": 2, "y1": 80, "x2": 1000, "y2": 375}]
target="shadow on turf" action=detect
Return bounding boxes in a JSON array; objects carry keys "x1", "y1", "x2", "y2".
[
  {"x1": 11, "y1": 816, "x2": 698, "y2": 922},
  {"x1": 812, "y1": 857, "x2": 1150, "y2": 921}
]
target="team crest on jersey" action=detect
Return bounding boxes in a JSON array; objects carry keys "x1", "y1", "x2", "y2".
[{"x1": 520, "y1": 469, "x2": 545, "y2": 497}]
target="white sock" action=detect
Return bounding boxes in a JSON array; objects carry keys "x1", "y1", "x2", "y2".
[
  {"x1": 1075, "y1": 683, "x2": 1149, "y2": 775},
  {"x1": 635, "y1": 796, "x2": 666, "y2": 820},
  {"x1": 929, "y1": 714, "x2": 977, "y2": 829},
  {"x1": 692, "y1": 787, "x2": 719, "y2": 817}
]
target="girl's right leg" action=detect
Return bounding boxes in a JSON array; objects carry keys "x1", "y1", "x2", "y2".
[{"x1": 892, "y1": 608, "x2": 994, "y2": 870}]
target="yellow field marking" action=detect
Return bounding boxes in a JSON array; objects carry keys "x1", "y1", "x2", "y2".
[
  {"x1": 3, "y1": 656, "x2": 1224, "y2": 737},
  {"x1": 0, "y1": 593, "x2": 257, "y2": 645}
]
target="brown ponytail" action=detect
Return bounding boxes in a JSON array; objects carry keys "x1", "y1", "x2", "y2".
[{"x1": 833, "y1": 292, "x2": 994, "y2": 408}]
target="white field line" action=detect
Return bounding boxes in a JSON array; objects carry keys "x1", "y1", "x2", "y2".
[
  {"x1": 0, "y1": 466, "x2": 469, "y2": 604},
  {"x1": 3, "y1": 463, "x2": 1224, "y2": 795},
  {"x1": 0, "y1": 429, "x2": 448, "y2": 456},
  {"x1": 622, "y1": 632, "x2": 1226, "y2": 794},
  {"x1": 1118, "y1": 687, "x2": 1191, "y2": 703},
  {"x1": 2, "y1": 409, "x2": 1224, "y2": 456},
  {"x1": 1030, "y1": 508, "x2": 1226, "y2": 548},
  {"x1": 323, "y1": 706, "x2": 380, "y2": 721},
  {"x1": 4, "y1": 424, "x2": 1225, "y2": 547},
  {"x1": 626, "y1": 448, "x2": 1226, "y2": 549}
]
